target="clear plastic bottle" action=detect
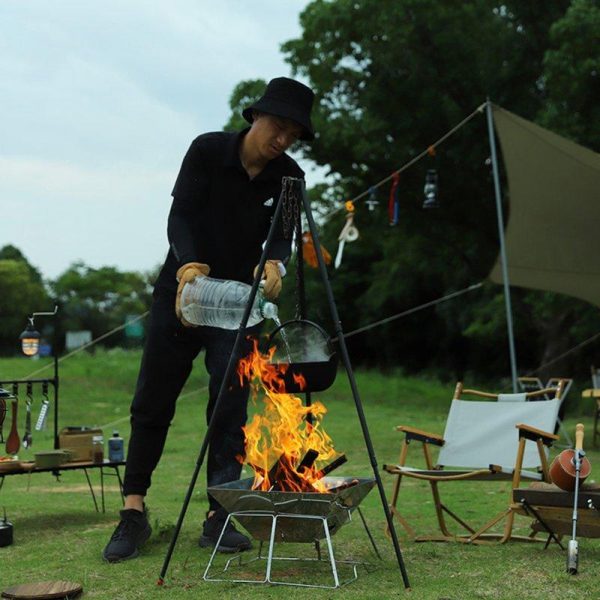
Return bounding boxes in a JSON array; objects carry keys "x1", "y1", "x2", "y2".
[{"x1": 180, "y1": 276, "x2": 278, "y2": 329}]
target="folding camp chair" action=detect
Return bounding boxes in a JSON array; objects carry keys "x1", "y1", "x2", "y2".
[
  {"x1": 588, "y1": 366, "x2": 600, "y2": 446},
  {"x1": 517, "y1": 376, "x2": 573, "y2": 447},
  {"x1": 384, "y1": 381, "x2": 564, "y2": 544}
]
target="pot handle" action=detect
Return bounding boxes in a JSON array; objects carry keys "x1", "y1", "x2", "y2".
[{"x1": 268, "y1": 318, "x2": 335, "y2": 351}]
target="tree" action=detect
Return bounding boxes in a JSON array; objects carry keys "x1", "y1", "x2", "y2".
[
  {"x1": 538, "y1": 0, "x2": 600, "y2": 150},
  {"x1": 227, "y1": 1, "x2": 597, "y2": 379},
  {"x1": 223, "y1": 79, "x2": 269, "y2": 132},
  {"x1": 0, "y1": 258, "x2": 50, "y2": 355},
  {"x1": 51, "y1": 262, "x2": 152, "y2": 347},
  {"x1": 0, "y1": 244, "x2": 44, "y2": 285}
]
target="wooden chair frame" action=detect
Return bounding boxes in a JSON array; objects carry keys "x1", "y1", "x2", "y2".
[
  {"x1": 517, "y1": 376, "x2": 573, "y2": 447},
  {"x1": 384, "y1": 381, "x2": 564, "y2": 544}
]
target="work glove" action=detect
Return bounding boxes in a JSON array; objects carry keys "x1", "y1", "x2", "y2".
[
  {"x1": 175, "y1": 262, "x2": 210, "y2": 327},
  {"x1": 254, "y1": 260, "x2": 283, "y2": 301}
]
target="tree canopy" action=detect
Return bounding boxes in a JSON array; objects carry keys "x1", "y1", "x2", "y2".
[{"x1": 229, "y1": 0, "x2": 600, "y2": 380}]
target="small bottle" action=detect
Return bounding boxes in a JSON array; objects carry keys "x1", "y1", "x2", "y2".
[
  {"x1": 108, "y1": 431, "x2": 124, "y2": 462},
  {"x1": 92, "y1": 435, "x2": 104, "y2": 464},
  {"x1": 180, "y1": 276, "x2": 278, "y2": 329}
]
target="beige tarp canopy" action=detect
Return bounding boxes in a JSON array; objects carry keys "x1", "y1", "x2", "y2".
[{"x1": 489, "y1": 106, "x2": 600, "y2": 307}]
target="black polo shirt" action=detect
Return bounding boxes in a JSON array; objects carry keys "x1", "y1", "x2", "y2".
[{"x1": 154, "y1": 128, "x2": 304, "y2": 294}]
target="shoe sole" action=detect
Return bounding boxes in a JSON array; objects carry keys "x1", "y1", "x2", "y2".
[
  {"x1": 102, "y1": 525, "x2": 152, "y2": 563},
  {"x1": 198, "y1": 535, "x2": 252, "y2": 554}
]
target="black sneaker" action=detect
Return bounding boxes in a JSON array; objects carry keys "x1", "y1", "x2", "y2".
[
  {"x1": 103, "y1": 507, "x2": 152, "y2": 563},
  {"x1": 199, "y1": 508, "x2": 252, "y2": 553}
]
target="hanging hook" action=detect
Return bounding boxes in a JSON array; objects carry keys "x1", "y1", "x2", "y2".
[{"x1": 335, "y1": 202, "x2": 360, "y2": 269}]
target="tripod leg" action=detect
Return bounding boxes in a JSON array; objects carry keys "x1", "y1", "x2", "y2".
[
  {"x1": 158, "y1": 183, "x2": 290, "y2": 585},
  {"x1": 299, "y1": 181, "x2": 411, "y2": 589}
]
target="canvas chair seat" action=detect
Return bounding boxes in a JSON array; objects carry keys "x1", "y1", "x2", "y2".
[{"x1": 384, "y1": 381, "x2": 565, "y2": 544}]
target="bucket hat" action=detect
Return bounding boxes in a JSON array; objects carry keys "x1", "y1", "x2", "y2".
[{"x1": 242, "y1": 77, "x2": 315, "y2": 141}]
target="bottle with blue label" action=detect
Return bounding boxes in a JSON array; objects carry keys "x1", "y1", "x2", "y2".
[{"x1": 108, "y1": 431, "x2": 124, "y2": 462}]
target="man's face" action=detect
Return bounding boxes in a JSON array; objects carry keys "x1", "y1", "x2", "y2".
[{"x1": 251, "y1": 113, "x2": 304, "y2": 159}]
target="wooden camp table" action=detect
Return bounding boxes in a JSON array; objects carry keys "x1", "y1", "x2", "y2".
[
  {"x1": 0, "y1": 459, "x2": 125, "y2": 513},
  {"x1": 581, "y1": 388, "x2": 600, "y2": 446},
  {"x1": 512, "y1": 484, "x2": 600, "y2": 540}
]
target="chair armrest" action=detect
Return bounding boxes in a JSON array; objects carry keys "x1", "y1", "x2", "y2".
[
  {"x1": 516, "y1": 423, "x2": 559, "y2": 446},
  {"x1": 396, "y1": 425, "x2": 445, "y2": 446}
]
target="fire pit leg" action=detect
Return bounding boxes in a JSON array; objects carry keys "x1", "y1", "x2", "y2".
[
  {"x1": 321, "y1": 514, "x2": 341, "y2": 588},
  {"x1": 203, "y1": 510, "x2": 365, "y2": 588},
  {"x1": 203, "y1": 513, "x2": 271, "y2": 585},
  {"x1": 203, "y1": 514, "x2": 235, "y2": 581},
  {"x1": 265, "y1": 513, "x2": 278, "y2": 583}
]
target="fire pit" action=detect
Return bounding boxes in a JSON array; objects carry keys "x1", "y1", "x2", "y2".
[
  {"x1": 203, "y1": 476, "x2": 378, "y2": 588},
  {"x1": 208, "y1": 475, "x2": 375, "y2": 543},
  {"x1": 201, "y1": 333, "x2": 380, "y2": 588}
]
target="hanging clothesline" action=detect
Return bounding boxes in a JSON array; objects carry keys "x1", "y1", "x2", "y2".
[
  {"x1": 23, "y1": 311, "x2": 149, "y2": 380},
  {"x1": 333, "y1": 282, "x2": 483, "y2": 341},
  {"x1": 325, "y1": 101, "x2": 487, "y2": 220}
]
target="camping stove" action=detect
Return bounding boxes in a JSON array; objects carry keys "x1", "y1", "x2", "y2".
[{"x1": 203, "y1": 476, "x2": 379, "y2": 588}]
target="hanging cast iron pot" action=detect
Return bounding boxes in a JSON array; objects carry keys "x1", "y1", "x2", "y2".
[{"x1": 267, "y1": 319, "x2": 338, "y2": 393}]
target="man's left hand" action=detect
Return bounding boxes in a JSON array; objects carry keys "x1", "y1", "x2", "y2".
[{"x1": 254, "y1": 260, "x2": 283, "y2": 300}]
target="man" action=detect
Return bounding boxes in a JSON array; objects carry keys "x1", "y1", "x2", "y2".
[{"x1": 103, "y1": 77, "x2": 315, "y2": 562}]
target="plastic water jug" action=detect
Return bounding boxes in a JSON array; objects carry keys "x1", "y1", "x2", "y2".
[{"x1": 180, "y1": 276, "x2": 278, "y2": 329}]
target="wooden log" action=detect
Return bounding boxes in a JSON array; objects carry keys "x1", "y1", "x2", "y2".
[
  {"x1": 315, "y1": 454, "x2": 348, "y2": 480},
  {"x1": 296, "y1": 449, "x2": 319, "y2": 473}
]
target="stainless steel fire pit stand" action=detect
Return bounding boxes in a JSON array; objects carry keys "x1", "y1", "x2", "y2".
[{"x1": 203, "y1": 508, "x2": 378, "y2": 588}]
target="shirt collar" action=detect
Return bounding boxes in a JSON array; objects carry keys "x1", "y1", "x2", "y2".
[{"x1": 224, "y1": 128, "x2": 291, "y2": 182}]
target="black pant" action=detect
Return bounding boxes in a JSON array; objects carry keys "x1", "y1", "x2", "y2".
[{"x1": 123, "y1": 292, "x2": 259, "y2": 511}]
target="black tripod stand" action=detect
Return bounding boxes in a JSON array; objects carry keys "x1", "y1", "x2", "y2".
[{"x1": 158, "y1": 177, "x2": 410, "y2": 589}]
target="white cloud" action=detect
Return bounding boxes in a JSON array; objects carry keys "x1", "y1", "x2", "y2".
[{"x1": 0, "y1": 0, "x2": 316, "y2": 279}]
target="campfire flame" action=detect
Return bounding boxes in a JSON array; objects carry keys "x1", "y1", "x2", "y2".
[{"x1": 237, "y1": 341, "x2": 340, "y2": 493}]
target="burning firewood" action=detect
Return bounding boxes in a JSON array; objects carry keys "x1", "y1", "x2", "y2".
[
  {"x1": 267, "y1": 454, "x2": 308, "y2": 491},
  {"x1": 315, "y1": 454, "x2": 348, "y2": 480},
  {"x1": 296, "y1": 449, "x2": 319, "y2": 473},
  {"x1": 239, "y1": 340, "x2": 342, "y2": 493}
]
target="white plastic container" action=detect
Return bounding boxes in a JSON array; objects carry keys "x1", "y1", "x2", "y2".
[{"x1": 180, "y1": 276, "x2": 278, "y2": 329}]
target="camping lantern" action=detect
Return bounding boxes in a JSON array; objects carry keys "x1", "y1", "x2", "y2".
[
  {"x1": 423, "y1": 169, "x2": 439, "y2": 209},
  {"x1": 19, "y1": 320, "x2": 41, "y2": 356}
]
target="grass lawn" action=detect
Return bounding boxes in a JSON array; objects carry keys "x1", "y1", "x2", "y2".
[{"x1": 0, "y1": 350, "x2": 599, "y2": 599}]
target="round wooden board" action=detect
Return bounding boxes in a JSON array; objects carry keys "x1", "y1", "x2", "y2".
[{"x1": 1, "y1": 581, "x2": 82, "y2": 599}]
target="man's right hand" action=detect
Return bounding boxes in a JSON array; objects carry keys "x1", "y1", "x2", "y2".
[{"x1": 175, "y1": 262, "x2": 210, "y2": 327}]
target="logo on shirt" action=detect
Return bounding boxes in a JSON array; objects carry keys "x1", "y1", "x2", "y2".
[{"x1": 263, "y1": 197, "x2": 274, "y2": 207}]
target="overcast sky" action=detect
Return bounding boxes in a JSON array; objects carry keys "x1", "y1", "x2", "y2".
[{"x1": 1, "y1": 0, "x2": 317, "y2": 280}]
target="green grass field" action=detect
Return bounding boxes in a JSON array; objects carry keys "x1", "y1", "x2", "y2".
[{"x1": 0, "y1": 350, "x2": 599, "y2": 599}]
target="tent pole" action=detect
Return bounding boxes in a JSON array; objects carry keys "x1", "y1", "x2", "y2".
[{"x1": 486, "y1": 99, "x2": 518, "y2": 392}]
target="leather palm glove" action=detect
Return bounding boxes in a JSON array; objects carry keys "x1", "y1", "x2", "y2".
[
  {"x1": 254, "y1": 260, "x2": 283, "y2": 301},
  {"x1": 175, "y1": 262, "x2": 210, "y2": 327}
]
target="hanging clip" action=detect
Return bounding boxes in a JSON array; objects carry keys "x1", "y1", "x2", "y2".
[
  {"x1": 366, "y1": 187, "x2": 379, "y2": 212},
  {"x1": 335, "y1": 201, "x2": 360, "y2": 269}
]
